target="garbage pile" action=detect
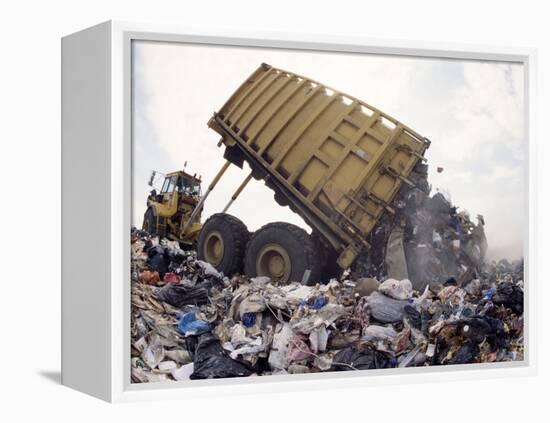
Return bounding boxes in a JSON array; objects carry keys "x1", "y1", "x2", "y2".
[
  {"x1": 131, "y1": 225, "x2": 524, "y2": 383},
  {"x1": 357, "y1": 163, "x2": 490, "y2": 292}
]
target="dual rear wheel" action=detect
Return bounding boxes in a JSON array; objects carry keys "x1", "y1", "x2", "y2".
[
  {"x1": 197, "y1": 214, "x2": 323, "y2": 285},
  {"x1": 244, "y1": 222, "x2": 321, "y2": 285}
]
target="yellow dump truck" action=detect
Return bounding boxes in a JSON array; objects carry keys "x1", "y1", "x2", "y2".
[{"x1": 194, "y1": 63, "x2": 430, "y2": 284}]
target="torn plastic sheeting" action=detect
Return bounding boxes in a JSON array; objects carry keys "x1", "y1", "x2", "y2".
[
  {"x1": 268, "y1": 324, "x2": 294, "y2": 370},
  {"x1": 141, "y1": 333, "x2": 165, "y2": 369},
  {"x1": 197, "y1": 260, "x2": 223, "y2": 278},
  {"x1": 281, "y1": 283, "x2": 314, "y2": 304},
  {"x1": 230, "y1": 323, "x2": 255, "y2": 346},
  {"x1": 225, "y1": 336, "x2": 264, "y2": 360},
  {"x1": 158, "y1": 360, "x2": 178, "y2": 372},
  {"x1": 290, "y1": 303, "x2": 345, "y2": 334},
  {"x1": 398, "y1": 344, "x2": 426, "y2": 368},
  {"x1": 171, "y1": 363, "x2": 194, "y2": 381},
  {"x1": 309, "y1": 326, "x2": 329, "y2": 353}
]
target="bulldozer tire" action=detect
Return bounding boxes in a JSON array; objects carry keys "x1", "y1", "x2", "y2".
[
  {"x1": 197, "y1": 213, "x2": 249, "y2": 277},
  {"x1": 244, "y1": 222, "x2": 321, "y2": 285},
  {"x1": 142, "y1": 207, "x2": 158, "y2": 236}
]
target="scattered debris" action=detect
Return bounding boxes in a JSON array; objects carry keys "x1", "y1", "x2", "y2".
[{"x1": 131, "y1": 224, "x2": 524, "y2": 383}]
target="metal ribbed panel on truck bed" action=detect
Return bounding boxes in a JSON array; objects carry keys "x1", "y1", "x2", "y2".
[{"x1": 209, "y1": 63, "x2": 430, "y2": 263}]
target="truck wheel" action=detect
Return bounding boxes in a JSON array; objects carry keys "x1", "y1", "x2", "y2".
[
  {"x1": 244, "y1": 222, "x2": 321, "y2": 285},
  {"x1": 142, "y1": 207, "x2": 158, "y2": 236},
  {"x1": 197, "y1": 213, "x2": 249, "y2": 276}
]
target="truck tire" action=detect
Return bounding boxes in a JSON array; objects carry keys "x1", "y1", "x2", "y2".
[
  {"x1": 142, "y1": 207, "x2": 158, "y2": 236},
  {"x1": 244, "y1": 222, "x2": 321, "y2": 285},
  {"x1": 197, "y1": 213, "x2": 249, "y2": 277}
]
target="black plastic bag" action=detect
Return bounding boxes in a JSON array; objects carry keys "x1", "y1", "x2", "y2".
[
  {"x1": 147, "y1": 245, "x2": 165, "y2": 257},
  {"x1": 147, "y1": 253, "x2": 170, "y2": 277},
  {"x1": 190, "y1": 334, "x2": 254, "y2": 379},
  {"x1": 332, "y1": 344, "x2": 392, "y2": 371},
  {"x1": 493, "y1": 282, "x2": 523, "y2": 314},
  {"x1": 458, "y1": 316, "x2": 493, "y2": 344},
  {"x1": 448, "y1": 341, "x2": 480, "y2": 365},
  {"x1": 404, "y1": 305, "x2": 422, "y2": 330},
  {"x1": 157, "y1": 282, "x2": 212, "y2": 307},
  {"x1": 165, "y1": 248, "x2": 186, "y2": 265}
]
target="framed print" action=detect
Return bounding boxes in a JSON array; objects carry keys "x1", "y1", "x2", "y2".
[{"x1": 62, "y1": 21, "x2": 536, "y2": 402}]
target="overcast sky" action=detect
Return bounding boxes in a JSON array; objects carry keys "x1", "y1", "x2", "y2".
[{"x1": 132, "y1": 41, "x2": 525, "y2": 261}]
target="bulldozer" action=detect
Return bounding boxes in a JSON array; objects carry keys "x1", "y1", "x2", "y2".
[{"x1": 142, "y1": 168, "x2": 204, "y2": 246}]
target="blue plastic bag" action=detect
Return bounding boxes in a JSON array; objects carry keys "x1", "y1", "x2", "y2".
[
  {"x1": 177, "y1": 311, "x2": 210, "y2": 336},
  {"x1": 241, "y1": 312, "x2": 257, "y2": 327}
]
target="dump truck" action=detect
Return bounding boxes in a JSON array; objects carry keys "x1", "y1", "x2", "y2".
[
  {"x1": 142, "y1": 169, "x2": 204, "y2": 246},
  {"x1": 191, "y1": 63, "x2": 430, "y2": 284}
]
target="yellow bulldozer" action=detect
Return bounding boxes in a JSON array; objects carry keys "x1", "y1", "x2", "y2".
[{"x1": 142, "y1": 168, "x2": 204, "y2": 246}]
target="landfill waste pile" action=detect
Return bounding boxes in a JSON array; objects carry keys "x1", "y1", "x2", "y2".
[
  {"x1": 350, "y1": 163, "x2": 491, "y2": 292},
  {"x1": 131, "y1": 197, "x2": 524, "y2": 382}
]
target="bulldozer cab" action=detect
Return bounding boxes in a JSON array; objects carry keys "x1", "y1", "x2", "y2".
[
  {"x1": 152, "y1": 170, "x2": 202, "y2": 213},
  {"x1": 158, "y1": 171, "x2": 202, "y2": 198}
]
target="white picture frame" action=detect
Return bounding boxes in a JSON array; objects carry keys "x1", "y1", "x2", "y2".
[{"x1": 61, "y1": 20, "x2": 537, "y2": 402}]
